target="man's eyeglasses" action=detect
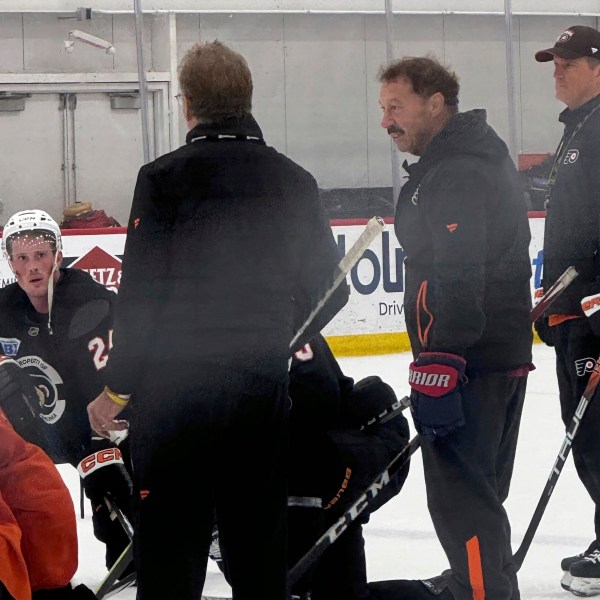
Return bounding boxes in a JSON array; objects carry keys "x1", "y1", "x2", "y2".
[{"x1": 174, "y1": 92, "x2": 183, "y2": 104}]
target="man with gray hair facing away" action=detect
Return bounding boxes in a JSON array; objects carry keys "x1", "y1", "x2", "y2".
[{"x1": 88, "y1": 41, "x2": 348, "y2": 600}]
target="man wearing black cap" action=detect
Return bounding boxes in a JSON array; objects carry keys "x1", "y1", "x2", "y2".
[{"x1": 535, "y1": 25, "x2": 600, "y2": 597}]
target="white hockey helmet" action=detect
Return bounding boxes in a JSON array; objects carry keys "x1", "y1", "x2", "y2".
[{"x1": 2, "y1": 209, "x2": 62, "y2": 256}]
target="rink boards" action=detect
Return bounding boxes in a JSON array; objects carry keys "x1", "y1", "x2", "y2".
[{"x1": 0, "y1": 215, "x2": 545, "y2": 357}]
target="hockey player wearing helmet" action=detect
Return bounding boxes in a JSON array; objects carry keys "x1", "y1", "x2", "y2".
[
  {"x1": 0, "y1": 210, "x2": 134, "y2": 589},
  {"x1": 3, "y1": 209, "x2": 63, "y2": 319}
]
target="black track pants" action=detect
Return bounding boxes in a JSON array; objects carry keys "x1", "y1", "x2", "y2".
[
  {"x1": 421, "y1": 374, "x2": 527, "y2": 600},
  {"x1": 553, "y1": 319, "x2": 600, "y2": 541},
  {"x1": 129, "y1": 365, "x2": 290, "y2": 600}
]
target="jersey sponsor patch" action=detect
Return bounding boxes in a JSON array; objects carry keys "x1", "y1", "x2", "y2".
[
  {"x1": 0, "y1": 337, "x2": 20, "y2": 357},
  {"x1": 17, "y1": 355, "x2": 66, "y2": 424}
]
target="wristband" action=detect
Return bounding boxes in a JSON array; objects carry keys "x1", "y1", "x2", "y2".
[{"x1": 104, "y1": 386, "x2": 130, "y2": 407}]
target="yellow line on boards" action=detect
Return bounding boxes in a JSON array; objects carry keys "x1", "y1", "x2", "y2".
[
  {"x1": 325, "y1": 333, "x2": 412, "y2": 357},
  {"x1": 326, "y1": 329, "x2": 544, "y2": 357}
]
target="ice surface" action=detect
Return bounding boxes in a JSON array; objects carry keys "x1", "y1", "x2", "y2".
[{"x1": 64, "y1": 344, "x2": 591, "y2": 599}]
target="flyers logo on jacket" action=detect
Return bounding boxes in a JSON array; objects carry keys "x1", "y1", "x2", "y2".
[{"x1": 63, "y1": 246, "x2": 123, "y2": 293}]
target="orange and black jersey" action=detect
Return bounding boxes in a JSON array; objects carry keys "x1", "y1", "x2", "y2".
[{"x1": 395, "y1": 109, "x2": 532, "y2": 373}]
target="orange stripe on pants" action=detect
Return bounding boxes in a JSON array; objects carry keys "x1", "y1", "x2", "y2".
[{"x1": 466, "y1": 535, "x2": 485, "y2": 600}]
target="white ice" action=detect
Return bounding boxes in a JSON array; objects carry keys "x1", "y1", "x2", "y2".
[{"x1": 62, "y1": 343, "x2": 592, "y2": 599}]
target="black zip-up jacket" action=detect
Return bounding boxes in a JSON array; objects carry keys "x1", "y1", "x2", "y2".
[
  {"x1": 543, "y1": 94, "x2": 600, "y2": 314},
  {"x1": 0, "y1": 268, "x2": 117, "y2": 465},
  {"x1": 395, "y1": 109, "x2": 532, "y2": 373},
  {"x1": 105, "y1": 116, "x2": 348, "y2": 394}
]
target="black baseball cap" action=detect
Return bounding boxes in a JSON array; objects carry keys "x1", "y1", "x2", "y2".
[{"x1": 535, "y1": 25, "x2": 600, "y2": 62}]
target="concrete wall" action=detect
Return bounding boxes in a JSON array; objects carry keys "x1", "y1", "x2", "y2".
[{"x1": 0, "y1": 10, "x2": 596, "y2": 223}]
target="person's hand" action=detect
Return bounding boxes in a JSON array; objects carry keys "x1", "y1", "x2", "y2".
[
  {"x1": 88, "y1": 388, "x2": 128, "y2": 439},
  {"x1": 533, "y1": 287, "x2": 555, "y2": 346},
  {"x1": 77, "y1": 437, "x2": 133, "y2": 570},
  {"x1": 408, "y1": 352, "x2": 466, "y2": 441}
]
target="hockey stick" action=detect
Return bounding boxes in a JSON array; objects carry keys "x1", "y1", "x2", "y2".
[
  {"x1": 290, "y1": 216, "x2": 385, "y2": 351},
  {"x1": 513, "y1": 358, "x2": 600, "y2": 569},
  {"x1": 95, "y1": 541, "x2": 134, "y2": 599},
  {"x1": 531, "y1": 265, "x2": 579, "y2": 323},
  {"x1": 291, "y1": 267, "x2": 581, "y2": 587},
  {"x1": 95, "y1": 497, "x2": 135, "y2": 599},
  {"x1": 359, "y1": 395, "x2": 410, "y2": 430},
  {"x1": 290, "y1": 436, "x2": 421, "y2": 585}
]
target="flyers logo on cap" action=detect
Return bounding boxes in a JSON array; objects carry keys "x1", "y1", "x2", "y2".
[{"x1": 557, "y1": 29, "x2": 574, "y2": 44}]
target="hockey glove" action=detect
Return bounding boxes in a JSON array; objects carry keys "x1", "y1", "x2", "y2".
[
  {"x1": 581, "y1": 287, "x2": 600, "y2": 338},
  {"x1": 342, "y1": 375, "x2": 398, "y2": 428},
  {"x1": 78, "y1": 439, "x2": 133, "y2": 569},
  {"x1": 0, "y1": 356, "x2": 47, "y2": 447},
  {"x1": 408, "y1": 352, "x2": 466, "y2": 441}
]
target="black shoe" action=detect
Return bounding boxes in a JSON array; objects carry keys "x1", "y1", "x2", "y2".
[
  {"x1": 368, "y1": 578, "x2": 455, "y2": 599},
  {"x1": 32, "y1": 584, "x2": 97, "y2": 599},
  {"x1": 561, "y1": 541, "x2": 600, "y2": 595},
  {"x1": 561, "y1": 541, "x2": 600, "y2": 572},
  {"x1": 566, "y1": 549, "x2": 600, "y2": 597},
  {"x1": 0, "y1": 580, "x2": 10, "y2": 599}
]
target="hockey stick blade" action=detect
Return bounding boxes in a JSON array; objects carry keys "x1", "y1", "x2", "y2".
[
  {"x1": 290, "y1": 216, "x2": 385, "y2": 351},
  {"x1": 530, "y1": 265, "x2": 578, "y2": 323},
  {"x1": 95, "y1": 497, "x2": 135, "y2": 599},
  {"x1": 95, "y1": 541, "x2": 134, "y2": 599},
  {"x1": 290, "y1": 435, "x2": 420, "y2": 585},
  {"x1": 513, "y1": 357, "x2": 600, "y2": 570},
  {"x1": 101, "y1": 572, "x2": 136, "y2": 599}
]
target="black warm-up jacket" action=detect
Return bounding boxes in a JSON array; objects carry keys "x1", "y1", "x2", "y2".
[
  {"x1": 543, "y1": 94, "x2": 600, "y2": 315},
  {"x1": 105, "y1": 116, "x2": 348, "y2": 394},
  {"x1": 395, "y1": 109, "x2": 533, "y2": 373}
]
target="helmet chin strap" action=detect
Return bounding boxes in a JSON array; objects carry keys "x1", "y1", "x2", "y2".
[{"x1": 47, "y1": 253, "x2": 60, "y2": 335}]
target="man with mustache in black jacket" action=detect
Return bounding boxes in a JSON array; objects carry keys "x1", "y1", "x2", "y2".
[{"x1": 378, "y1": 56, "x2": 532, "y2": 600}]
